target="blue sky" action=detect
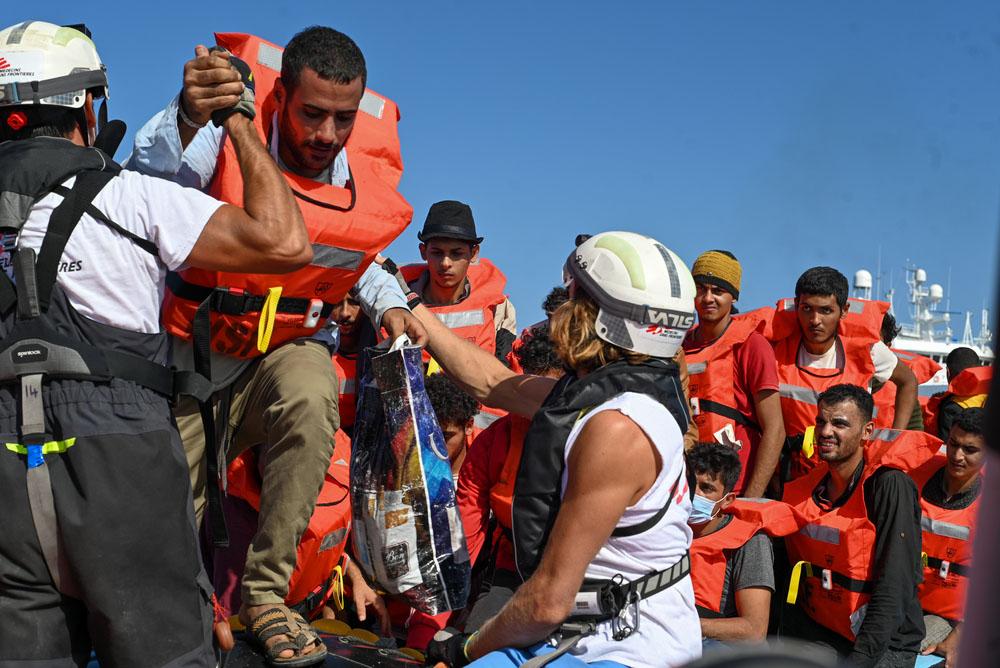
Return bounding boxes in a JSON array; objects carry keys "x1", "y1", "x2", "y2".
[{"x1": 30, "y1": 2, "x2": 1000, "y2": 330}]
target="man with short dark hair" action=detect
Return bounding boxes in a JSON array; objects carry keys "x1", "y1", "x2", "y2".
[
  {"x1": 770, "y1": 267, "x2": 918, "y2": 480},
  {"x1": 425, "y1": 372, "x2": 480, "y2": 476},
  {"x1": 686, "y1": 442, "x2": 775, "y2": 645},
  {"x1": 911, "y1": 408, "x2": 986, "y2": 668},
  {"x1": 401, "y1": 201, "x2": 517, "y2": 368},
  {"x1": 782, "y1": 384, "x2": 939, "y2": 667},
  {"x1": 683, "y1": 250, "x2": 784, "y2": 497},
  {"x1": 131, "y1": 26, "x2": 424, "y2": 662}
]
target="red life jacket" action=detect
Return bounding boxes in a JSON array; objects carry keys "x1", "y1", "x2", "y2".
[
  {"x1": 872, "y1": 350, "x2": 940, "y2": 429},
  {"x1": 488, "y1": 414, "x2": 531, "y2": 530},
  {"x1": 768, "y1": 298, "x2": 887, "y2": 480},
  {"x1": 684, "y1": 308, "x2": 773, "y2": 492},
  {"x1": 924, "y1": 366, "x2": 992, "y2": 436},
  {"x1": 783, "y1": 429, "x2": 941, "y2": 641},
  {"x1": 332, "y1": 352, "x2": 358, "y2": 431},
  {"x1": 690, "y1": 498, "x2": 805, "y2": 616},
  {"x1": 401, "y1": 258, "x2": 507, "y2": 359},
  {"x1": 161, "y1": 32, "x2": 412, "y2": 359},
  {"x1": 911, "y1": 455, "x2": 979, "y2": 621},
  {"x1": 225, "y1": 430, "x2": 353, "y2": 617}
]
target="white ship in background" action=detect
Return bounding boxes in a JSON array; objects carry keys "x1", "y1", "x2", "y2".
[{"x1": 853, "y1": 266, "x2": 994, "y2": 393}]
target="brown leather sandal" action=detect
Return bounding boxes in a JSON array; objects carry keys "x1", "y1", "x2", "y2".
[{"x1": 247, "y1": 605, "x2": 328, "y2": 667}]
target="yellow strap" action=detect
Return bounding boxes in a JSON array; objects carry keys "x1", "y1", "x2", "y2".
[
  {"x1": 4, "y1": 437, "x2": 76, "y2": 455},
  {"x1": 802, "y1": 425, "x2": 815, "y2": 459},
  {"x1": 256, "y1": 286, "x2": 283, "y2": 354},
  {"x1": 329, "y1": 564, "x2": 346, "y2": 611},
  {"x1": 787, "y1": 560, "x2": 813, "y2": 605},
  {"x1": 426, "y1": 357, "x2": 442, "y2": 376},
  {"x1": 922, "y1": 551, "x2": 928, "y2": 568}
]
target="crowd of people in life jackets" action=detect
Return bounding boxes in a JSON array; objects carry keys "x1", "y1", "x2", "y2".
[{"x1": 0, "y1": 18, "x2": 991, "y2": 668}]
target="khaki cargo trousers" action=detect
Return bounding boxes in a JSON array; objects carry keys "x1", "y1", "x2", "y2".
[{"x1": 175, "y1": 339, "x2": 339, "y2": 607}]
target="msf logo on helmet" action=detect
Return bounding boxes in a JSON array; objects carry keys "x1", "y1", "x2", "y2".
[{"x1": 644, "y1": 307, "x2": 694, "y2": 330}]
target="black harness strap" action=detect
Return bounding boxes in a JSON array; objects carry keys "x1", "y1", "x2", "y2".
[
  {"x1": 51, "y1": 184, "x2": 159, "y2": 257},
  {"x1": 611, "y1": 470, "x2": 683, "y2": 538},
  {"x1": 697, "y1": 398, "x2": 762, "y2": 433},
  {"x1": 34, "y1": 170, "x2": 115, "y2": 312},
  {"x1": 926, "y1": 556, "x2": 970, "y2": 578}
]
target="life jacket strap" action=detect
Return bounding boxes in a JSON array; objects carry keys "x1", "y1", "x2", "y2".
[
  {"x1": 568, "y1": 552, "x2": 691, "y2": 625},
  {"x1": 694, "y1": 398, "x2": 762, "y2": 433},
  {"x1": 786, "y1": 560, "x2": 874, "y2": 605},
  {"x1": 924, "y1": 554, "x2": 969, "y2": 579},
  {"x1": 165, "y1": 272, "x2": 335, "y2": 319},
  {"x1": 610, "y1": 470, "x2": 683, "y2": 538}
]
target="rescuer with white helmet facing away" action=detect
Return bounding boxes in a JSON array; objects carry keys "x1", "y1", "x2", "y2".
[
  {"x1": 403, "y1": 231, "x2": 702, "y2": 667},
  {"x1": 0, "y1": 20, "x2": 310, "y2": 666}
]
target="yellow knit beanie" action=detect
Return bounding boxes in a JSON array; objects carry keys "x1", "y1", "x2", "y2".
[{"x1": 692, "y1": 250, "x2": 741, "y2": 299}]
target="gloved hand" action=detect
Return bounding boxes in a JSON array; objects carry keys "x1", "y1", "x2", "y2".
[
  {"x1": 208, "y1": 47, "x2": 256, "y2": 127},
  {"x1": 425, "y1": 628, "x2": 472, "y2": 667}
]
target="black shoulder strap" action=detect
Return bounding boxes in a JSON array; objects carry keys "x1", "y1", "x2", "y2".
[
  {"x1": 51, "y1": 183, "x2": 158, "y2": 256},
  {"x1": 610, "y1": 469, "x2": 683, "y2": 538},
  {"x1": 34, "y1": 170, "x2": 116, "y2": 312}
]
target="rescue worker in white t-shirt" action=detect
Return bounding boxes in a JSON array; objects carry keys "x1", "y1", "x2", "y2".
[
  {"x1": 0, "y1": 21, "x2": 309, "y2": 667},
  {"x1": 405, "y1": 232, "x2": 702, "y2": 668}
]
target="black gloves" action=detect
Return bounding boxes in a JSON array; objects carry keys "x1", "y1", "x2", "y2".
[
  {"x1": 209, "y1": 47, "x2": 256, "y2": 127},
  {"x1": 425, "y1": 628, "x2": 472, "y2": 667}
]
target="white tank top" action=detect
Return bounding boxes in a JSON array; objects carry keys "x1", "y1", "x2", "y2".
[{"x1": 559, "y1": 392, "x2": 702, "y2": 668}]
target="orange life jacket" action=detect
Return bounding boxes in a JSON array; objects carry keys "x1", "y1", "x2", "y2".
[
  {"x1": 225, "y1": 429, "x2": 353, "y2": 616},
  {"x1": 768, "y1": 298, "x2": 887, "y2": 480},
  {"x1": 684, "y1": 308, "x2": 773, "y2": 491},
  {"x1": 872, "y1": 350, "x2": 940, "y2": 429},
  {"x1": 401, "y1": 258, "x2": 507, "y2": 359},
  {"x1": 911, "y1": 455, "x2": 979, "y2": 621},
  {"x1": 332, "y1": 352, "x2": 358, "y2": 431},
  {"x1": 690, "y1": 498, "x2": 805, "y2": 616},
  {"x1": 924, "y1": 366, "x2": 992, "y2": 436},
  {"x1": 161, "y1": 32, "x2": 412, "y2": 359},
  {"x1": 783, "y1": 429, "x2": 941, "y2": 641},
  {"x1": 488, "y1": 414, "x2": 532, "y2": 529}
]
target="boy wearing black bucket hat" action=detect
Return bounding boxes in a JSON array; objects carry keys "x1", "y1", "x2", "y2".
[{"x1": 399, "y1": 200, "x2": 517, "y2": 370}]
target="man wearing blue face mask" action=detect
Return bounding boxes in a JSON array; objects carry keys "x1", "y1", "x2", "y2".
[{"x1": 687, "y1": 442, "x2": 783, "y2": 648}]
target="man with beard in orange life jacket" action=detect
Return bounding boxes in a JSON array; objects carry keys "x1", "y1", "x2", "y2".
[
  {"x1": 782, "y1": 384, "x2": 937, "y2": 668},
  {"x1": 129, "y1": 27, "x2": 425, "y2": 663},
  {"x1": 330, "y1": 294, "x2": 378, "y2": 434},
  {"x1": 772, "y1": 267, "x2": 918, "y2": 481},
  {"x1": 682, "y1": 250, "x2": 785, "y2": 497},
  {"x1": 912, "y1": 408, "x2": 986, "y2": 668}
]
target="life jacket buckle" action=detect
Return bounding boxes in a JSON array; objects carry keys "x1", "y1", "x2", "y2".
[
  {"x1": 939, "y1": 560, "x2": 951, "y2": 579},
  {"x1": 821, "y1": 568, "x2": 833, "y2": 591},
  {"x1": 209, "y1": 286, "x2": 253, "y2": 315}
]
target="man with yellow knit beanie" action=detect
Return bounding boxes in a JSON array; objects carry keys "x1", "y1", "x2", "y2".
[{"x1": 682, "y1": 250, "x2": 785, "y2": 497}]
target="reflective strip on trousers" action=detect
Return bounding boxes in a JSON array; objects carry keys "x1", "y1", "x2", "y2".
[
  {"x1": 800, "y1": 523, "x2": 840, "y2": 545},
  {"x1": 922, "y1": 516, "x2": 971, "y2": 541},
  {"x1": 437, "y1": 309, "x2": 485, "y2": 329}
]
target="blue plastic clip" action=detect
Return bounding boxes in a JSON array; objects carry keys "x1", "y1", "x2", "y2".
[{"x1": 26, "y1": 444, "x2": 44, "y2": 469}]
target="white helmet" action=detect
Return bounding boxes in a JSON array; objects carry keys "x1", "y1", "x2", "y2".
[
  {"x1": 0, "y1": 21, "x2": 107, "y2": 109},
  {"x1": 564, "y1": 231, "x2": 696, "y2": 359}
]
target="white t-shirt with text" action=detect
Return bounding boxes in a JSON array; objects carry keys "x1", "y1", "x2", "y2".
[{"x1": 3, "y1": 164, "x2": 221, "y2": 334}]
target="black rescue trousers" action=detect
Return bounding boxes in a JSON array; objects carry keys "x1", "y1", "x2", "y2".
[{"x1": 0, "y1": 380, "x2": 215, "y2": 668}]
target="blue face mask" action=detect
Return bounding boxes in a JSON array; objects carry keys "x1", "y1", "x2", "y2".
[{"x1": 688, "y1": 493, "x2": 720, "y2": 525}]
